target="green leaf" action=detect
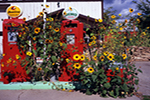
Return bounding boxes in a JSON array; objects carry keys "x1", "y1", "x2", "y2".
[
  {"x1": 104, "y1": 83, "x2": 111, "y2": 89},
  {"x1": 26, "y1": 69, "x2": 30, "y2": 74},
  {"x1": 134, "y1": 80, "x2": 139, "y2": 85},
  {"x1": 111, "y1": 78, "x2": 117, "y2": 82},
  {"x1": 102, "y1": 90, "x2": 107, "y2": 94},
  {"x1": 92, "y1": 74, "x2": 97, "y2": 82},
  {"x1": 86, "y1": 28, "x2": 89, "y2": 31},
  {"x1": 52, "y1": 56, "x2": 57, "y2": 62},
  {"x1": 137, "y1": 69, "x2": 142, "y2": 73},
  {"x1": 108, "y1": 90, "x2": 114, "y2": 97},
  {"x1": 86, "y1": 89, "x2": 92, "y2": 95},
  {"x1": 93, "y1": 88, "x2": 99, "y2": 92},
  {"x1": 32, "y1": 49, "x2": 37, "y2": 56}
]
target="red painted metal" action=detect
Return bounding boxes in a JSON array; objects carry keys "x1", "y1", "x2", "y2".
[
  {"x1": 59, "y1": 20, "x2": 84, "y2": 81},
  {"x1": 0, "y1": 19, "x2": 30, "y2": 84}
]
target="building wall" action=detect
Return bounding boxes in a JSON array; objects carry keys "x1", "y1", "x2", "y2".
[{"x1": 0, "y1": 1, "x2": 102, "y2": 54}]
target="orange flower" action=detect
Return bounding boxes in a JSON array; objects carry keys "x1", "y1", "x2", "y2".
[
  {"x1": 23, "y1": 17, "x2": 26, "y2": 21},
  {"x1": 37, "y1": 67, "x2": 42, "y2": 71},
  {"x1": 54, "y1": 28, "x2": 59, "y2": 32}
]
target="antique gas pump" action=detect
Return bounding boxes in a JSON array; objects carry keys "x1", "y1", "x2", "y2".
[
  {"x1": 0, "y1": 5, "x2": 30, "y2": 84},
  {"x1": 59, "y1": 7, "x2": 85, "y2": 81}
]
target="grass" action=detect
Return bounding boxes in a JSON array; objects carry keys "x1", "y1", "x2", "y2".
[{"x1": 143, "y1": 95, "x2": 150, "y2": 100}]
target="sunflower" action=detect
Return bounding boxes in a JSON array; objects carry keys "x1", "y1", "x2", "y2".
[
  {"x1": 3, "y1": 54, "x2": 5, "y2": 56},
  {"x1": 33, "y1": 37, "x2": 36, "y2": 41},
  {"x1": 100, "y1": 55, "x2": 105, "y2": 61},
  {"x1": 54, "y1": 28, "x2": 59, "y2": 32},
  {"x1": 52, "y1": 63, "x2": 55, "y2": 65},
  {"x1": 34, "y1": 27, "x2": 40, "y2": 34},
  {"x1": 111, "y1": 15, "x2": 116, "y2": 19},
  {"x1": 120, "y1": 27, "x2": 123, "y2": 31},
  {"x1": 63, "y1": 11, "x2": 67, "y2": 15},
  {"x1": 98, "y1": 19, "x2": 103, "y2": 22},
  {"x1": 122, "y1": 54, "x2": 127, "y2": 59},
  {"x1": 48, "y1": 25, "x2": 52, "y2": 29},
  {"x1": 1, "y1": 63, "x2": 4, "y2": 67},
  {"x1": 95, "y1": 19, "x2": 98, "y2": 22},
  {"x1": 103, "y1": 45, "x2": 106, "y2": 48},
  {"x1": 45, "y1": 5, "x2": 50, "y2": 8},
  {"x1": 88, "y1": 42, "x2": 92, "y2": 46},
  {"x1": 129, "y1": 8, "x2": 134, "y2": 13},
  {"x1": 26, "y1": 51, "x2": 32, "y2": 56},
  {"x1": 142, "y1": 32, "x2": 146, "y2": 35},
  {"x1": 116, "y1": 67, "x2": 119, "y2": 70},
  {"x1": 92, "y1": 40, "x2": 96, "y2": 44},
  {"x1": 49, "y1": 40, "x2": 53, "y2": 43},
  {"x1": 103, "y1": 51, "x2": 109, "y2": 56},
  {"x1": 7, "y1": 59, "x2": 12, "y2": 63},
  {"x1": 93, "y1": 55, "x2": 97, "y2": 61},
  {"x1": 73, "y1": 54, "x2": 81, "y2": 61},
  {"x1": 137, "y1": 13, "x2": 141, "y2": 16},
  {"x1": 45, "y1": 39, "x2": 51, "y2": 43},
  {"x1": 80, "y1": 55, "x2": 85, "y2": 61},
  {"x1": 91, "y1": 36, "x2": 96, "y2": 40},
  {"x1": 16, "y1": 54, "x2": 20, "y2": 59},
  {"x1": 50, "y1": 17, "x2": 54, "y2": 21},
  {"x1": 73, "y1": 63, "x2": 81, "y2": 69},
  {"x1": 69, "y1": 7, "x2": 72, "y2": 11},
  {"x1": 66, "y1": 58, "x2": 70, "y2": 63},
  {"x1": 87, "y1": 67, "x2": 94, "y2": 73},
  {"x1": 39, "y1": 12, "x2": 44, "y2": 16},
  {"x1": 137, "y1": 18, "x2": 140, "y2": 23},
  {"x1": 118, "y1": 14, "x2": 122, "y2": 16},
  {"x1": 37, "y1": 67, "x2": 42, "y2": 71},
  {"x1": 59, "y1": 42, "x2": 63, "y2": 46},
  {"x1": 125, "y1": 19, "x2": 128, "y2": 23},
  {"x1": 107, "y1": 54, "x2": 114, "y2": 61},
  {"x1": 23, "y1": 17, "x2": 26, "y2": 21}
]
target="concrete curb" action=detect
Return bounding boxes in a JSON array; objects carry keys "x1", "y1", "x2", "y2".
[{"x1": 0, "y1": 81, "x2": 77, "y2": 90}]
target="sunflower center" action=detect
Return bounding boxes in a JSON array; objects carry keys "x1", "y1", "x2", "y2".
[{"x1": 90, "y1": 68, "x2": 93, "y2": 71}]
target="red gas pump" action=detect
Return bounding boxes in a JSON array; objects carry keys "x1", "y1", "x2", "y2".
[
  {"x1": 59, "y1": 20, "x2": 84, "y2": 81},
  {"x1": 0, "y1": 18, "x2": 30, "y2": 84}
]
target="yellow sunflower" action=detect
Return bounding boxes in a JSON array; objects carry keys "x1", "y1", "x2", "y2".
[
  {"x1": 95, "y1": 19, "x2": 98, "y2": 22},
  {"x1": 52, "y1": 63, "x2": 55, "y2": 65},
  {"x1": 16, "y1": 54, "x2": 20, "y2": 59},
  {"x1": 37, "y1": 67, "x2": 42, "y2": 71},
  {"x1": 39, "y1": 12, "x2": 44, "y2": 16},
  {"x1": 49, "y1": 40, "x2": 53, "y2": 43},
  {"x1": 118, "y1": 14, "x2": 122, "y2": 16},
  {"x1": 1, "y1": 63, "x2": 4, "y2": 67},
  {"x1": 87, "y1": 67, "x2": 94, "y2": 73},
  {"x1": 80, "y1": 55, "x2": 85, "y2": 61},
  {"x1": 125, "y1": 19, "x2": 128, "y2": 23},
  {"x1": 137, "y1": 13, "x2": 141, "y2": 16},
  {"x1": 111, "y1": 15, "x2": 116, "y2": 19},
  {"x1": 34, "y1": 27, "x2": 40, "y2": 34},
  {"x1": 103, "y1": 51, "x2": 109, "y2": 56},
  {"x1": 99, "y1": 55, "x2": 105, "y2": 61},
  {"x1": 63, "y1": 11, "x2": 67, "y2": 15},
  {"x1": 45, "y1": 39, "x2": 51, "y2": 43},
  {"x1": 93, "y1": 55, "x2": 97, "y2": 61},
  {"x1": 142, "y1": 32, "x2": 146, "y2": 35},
  {"x1": 92, "y1": 40, "x2": 96, "y2": 44},
  {"x1": 69, "y1": 7, "x2": 72, "y2": 11},
  {"x1": 26, "y1": 51, "x2": 32, "y2": 56},
  {"x1": 73, "y1": 63, "x2": 81, "y2": 69},
  {"x1": 129, "y1": 8, "x2": 134, "y2": 13},
  {"x1": 54, "y1": 28, "x2": 59, "y2": 32},
  {"x1": 66, "y1": 58, "x2": 70, "y2": 63},
  {"x1": 107, "y1": 54, "x2": 114, "y2": 61},
  {"x1": 45, "y1": 5, "x2": 50, "y2": 8},
  {"x1": 73, "y1": 54, "x2": 81, "y2": 61},
  {"x1": 98, "y1": 19, "x2": 103, "y2": 22},
  {"x1": 59, "y1": 42, "x2": 63, "y2": 46},
  {"x1": 33, "y1": 37, "x2": 36, "y2": 41},
  {"x1": 23, "y1": 17, "x2": 26, "y2": 21},
  {"x1": 120, "y1": 27, "x2": 123, "y2": 31},
  {"x1": 50, "y1": 18, "x2": 54, "y2": 21},
  {"x1": 116, "y1": 67, "x2": 119, "y2": 70},
  {"x1": 7, "y1": 59, "x2": 12, "y2": 63},
  {"x1": 122, "y1": 54, "x2": 127, "y2": 59},
  {"x1": 91, "y1": 36, "x2": 96, "y2": 40},
  {"x1": 88, "y1": 42, "x2": 92, "y2": 46},
  {"x1": 3, "y1": 54, "x2": 5, "y2": 56}
]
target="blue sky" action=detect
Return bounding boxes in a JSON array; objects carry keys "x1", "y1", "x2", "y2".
[{"x1": 103, "y1": 0, "x2": 140, "y2": 16}]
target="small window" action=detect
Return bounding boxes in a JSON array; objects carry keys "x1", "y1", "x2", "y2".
[{"x1": 66, "y1": 34, "x2": 75, "y2": 44}]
